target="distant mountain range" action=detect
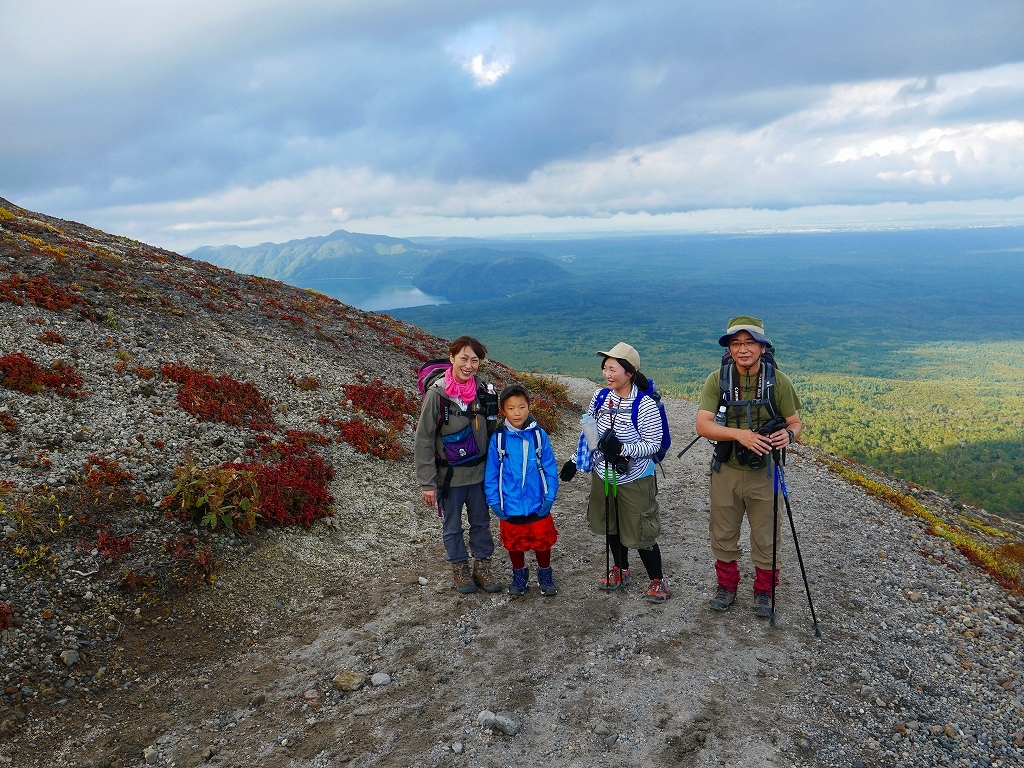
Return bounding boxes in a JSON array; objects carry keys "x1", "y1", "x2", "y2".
[{"x1": 191, "y1": 231, "x2": 570, "y2": 300}]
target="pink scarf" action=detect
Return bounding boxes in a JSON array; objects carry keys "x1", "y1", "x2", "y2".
[{"x1": 444, "y1": 368, "x2": 477, "y2": 403}]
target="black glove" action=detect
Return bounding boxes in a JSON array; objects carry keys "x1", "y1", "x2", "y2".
[
  {"x1": 560, "y1": 461, "x2": 577, "y2": 482},
  {"x1": 598, "y1": 430, "x2": 622, "y2": 458}
]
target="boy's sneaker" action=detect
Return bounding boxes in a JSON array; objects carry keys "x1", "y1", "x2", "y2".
[
  {"x1": 645, "y1": 578, "x2": 670, "y2": 604},
  {"x1": 452, "y1": 562, "x2": 477, "y2": 594},
  {"x1": 708, "y1": 586, "x2": 736, "y2": 611},
  {"x1": 537, "y1": 566, "x2": 557, "y2": 596},
  {"x1": 597, "y1": 566, "x2": 631, "y2": 591},
  {"x1": 754, "y1": 592, "x2": 773, "y2": 618},
  {"x1": 509, "y1": 567, "x2": 529, "y2": 597},
  {"x1": 473, "y1": 558, "x2": 504, "y2": 593}
]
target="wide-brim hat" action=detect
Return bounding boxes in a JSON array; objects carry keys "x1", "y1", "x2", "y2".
[
  {"x1": 718, "y1": 316, "x2": 772, "y2": 347},
  {"x1": 597, "y1": 342, "x2": 640, "y2": 372}
]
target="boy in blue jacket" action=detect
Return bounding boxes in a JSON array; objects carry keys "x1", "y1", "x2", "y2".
[{"x1": 485, "y1": 384, "x2": 560, "y2": 596}]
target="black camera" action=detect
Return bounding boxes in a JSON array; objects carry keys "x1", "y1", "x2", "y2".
[
  {"x1": 734, "y1": 416, "x2": 788, "y2": 469},
  {"x1": 612, "y1": 456, "x2": 629, "y2": 475}
]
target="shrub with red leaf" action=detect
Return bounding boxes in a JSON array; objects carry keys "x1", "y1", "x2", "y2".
[
  {"x1": 0, "y1": 352, "x2": 84, "y2": 397},
  {"x1": 336, "y1": 418, "x2": 406, "y2": 461},
  {"x1": 342, "y1": 379, "x2": 418, "y2": 429},
  {"x1": 0, "y1": 275, "x2": 83, "y2": 312},
  {"x1": 163, "y1": 536, "x2": 221, "y2": 586},
  {"x1": 161, "y1": 361, "x2": 275, "y2": 430},
  {"x1": 94, "y1": 530, "x2": 133, "y2": 559},
  {"x1": 0, "y1": 603, "x2": 14, "y2": 630},
  {"x1": 241, "y1": 432, "x2": 335, "y2": 527},
  {"x1": 0, "y1": 413, "x2": 17, "y2": 432},
  {"x1": 37, "y1": 330, "x2": 65, "y2": 345},
  {"x1": 82, "y1": 454, "x2": 134, "y2": 489}
]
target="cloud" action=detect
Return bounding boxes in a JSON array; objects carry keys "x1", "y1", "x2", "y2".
[
  {"x1": 447, "y1": 23, "x2": 515, "y2": 87},
  {"x1": 4, "y1": 2, "x2": 1024, "y2": 247}
]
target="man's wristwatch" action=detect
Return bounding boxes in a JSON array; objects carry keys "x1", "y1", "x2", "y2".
[{"x1": 786, "y1": 428, "x2": 795, "y2": 445}]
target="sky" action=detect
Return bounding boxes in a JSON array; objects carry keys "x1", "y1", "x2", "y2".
[{"x1": 3, "y1": 1, "x2": 1024, "y2": 252}]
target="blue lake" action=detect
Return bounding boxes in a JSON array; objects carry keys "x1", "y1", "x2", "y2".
[{"x1": 294, "y1": 277, "x2": 448, "y2": 312}]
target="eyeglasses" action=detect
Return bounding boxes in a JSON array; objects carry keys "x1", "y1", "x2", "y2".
[{"x1": 728, "y1": 340, "x2": 762, "y2": 350}]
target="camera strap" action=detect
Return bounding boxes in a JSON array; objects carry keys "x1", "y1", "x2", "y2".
[{"x1": 724, "y1": 362, "x2": 779, "y2": 429}]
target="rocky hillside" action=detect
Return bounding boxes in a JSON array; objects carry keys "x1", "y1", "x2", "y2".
[{"x1": 2, "y1": 198, "x2": 1023, "y2": 768}]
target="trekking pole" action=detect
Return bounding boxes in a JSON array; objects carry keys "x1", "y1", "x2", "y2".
[
  {"x1": 675, "y1": 434, "x2": 701, "y2": 459},
  {"x1": 769, "y1": 449, "x2": 780, "y2": 627},
  {"x1": 603, "y1": 463, "x2": 611, "y2": 593},
  {"x1": 612, "y1": 466, "x2": 620, "y2": 587},
  {"x1": 777, "y1": 460, "x2": 822, "y2": 638}
]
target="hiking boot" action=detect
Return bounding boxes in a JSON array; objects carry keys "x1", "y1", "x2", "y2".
[
  {"x1": 509, "y1": 567, "x2": 529, "y2": 597},
  {"x1": 597, "y1": 566, "x2": 631, "y2": 591},
  {"x1": 754, "y1": 592, "x2": 773, "y2": 618},
  {"x1": 708, "y1": 586, "x2": 736, "y2": 612},
  {"x1": 645, "y1": 578, "x2": 670, "y2": 604},
  {"x1": 473, "y1": 558, "x2": 504, "y2": 593},
  {"x1": 537, "y1": 566, "x2": 557, "y2": 597},
  {"x1": 452, "y1": 562, "x2": 477, "y2": 594}
]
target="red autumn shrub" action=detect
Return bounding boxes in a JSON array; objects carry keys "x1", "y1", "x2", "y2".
[
  {"x1": 342, "y1": 379, "x2": 418, "y2": 429},
  {"x1": 0, "y1": 603, "x2": 14, "y2": 630},
  {"x1": 82, "y1": 454, "x2": 135, "y2": 489},
  {"x1": 36, "y1": 330, "x2": 65, "y2": 345},
  {"x1": 0, "y1": 275, "x2": 83, "y2": 312},
  {"x1": 336, "y1": 418, "x2": 406, "y2": 461},
  {"x1": 161, "y1": 361, "x2": 275, "y2": 430},
  {"x1": 94, "y1": 530, "x2": 134, "y2": 559},
  {"x1": 241, "y1": 433, "x2": 335, "y2": 527},
  {"x1": 0, "y1": 352, "x2": 84, "y2": 397}
]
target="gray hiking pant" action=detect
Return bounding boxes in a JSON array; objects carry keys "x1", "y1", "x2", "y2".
[{"x1": 440, "y1": 482, "x2": 495, "y2": 563}]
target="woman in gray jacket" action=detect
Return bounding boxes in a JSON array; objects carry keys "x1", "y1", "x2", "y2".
[{"x1": 415, "y1": 335, "x2": 502, "y2": 595}]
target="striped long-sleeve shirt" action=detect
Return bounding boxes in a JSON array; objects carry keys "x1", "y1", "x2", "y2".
[{"x1": 587, "y1": 384, "x2": 663, "y2": 484}]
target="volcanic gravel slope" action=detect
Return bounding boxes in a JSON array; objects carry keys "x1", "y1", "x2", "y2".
[{"x1": 1, "y1": 197, "x2": 1023, "y2": 768}]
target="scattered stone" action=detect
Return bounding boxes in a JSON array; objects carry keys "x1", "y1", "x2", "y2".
[
  {"x1": 332, "y1": 671, "x2": 365, "y2": 691},
  {"x1": 451, "y1": 742, "x2": 463, "y2": 754},
  {"x1": 491, "y1": 712, "x2": 522, "y2": 736},
  {"x1": 60, "y1": 650, "x2": 79, "y2": 667},
  {"x1": 370, "y1": 672, "x2": 391, "y2": 687},
  {"x1": 143, "y1": 746, "x2": 158, "y2": 765},
  {"x1": 417, "y1": 576, "x2": 429, "y2": 586},
  {"x1": 478, "y1": 710, "x2": 496, "y2": 728}
]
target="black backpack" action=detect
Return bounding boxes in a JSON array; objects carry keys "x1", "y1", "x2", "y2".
[{"x1": 712, "y1": 349, "x2": 782, "y2": 470}]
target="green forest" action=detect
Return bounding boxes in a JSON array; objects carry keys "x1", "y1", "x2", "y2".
[{"x1": 393, "y1": 227, "x2": 1024, "y2": 522}]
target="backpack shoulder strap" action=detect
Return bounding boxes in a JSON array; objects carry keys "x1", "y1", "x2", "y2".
[
  {"x1": 761, "y1": 360, "x2": 780, "y2": 418},
  {"x1": 531, "y1": 427, "x2": 549, "y2": 498},
  {"x1": 591, "y1": 388, "x2": 611, "y2": 415},
  {"x1": 629, "y1": 392, "x2": 644, "y2": 432}
]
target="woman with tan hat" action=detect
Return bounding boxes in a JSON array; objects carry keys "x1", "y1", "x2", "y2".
[{"x1": 561, "y1": 342, "x2": 669, "y2": 603}]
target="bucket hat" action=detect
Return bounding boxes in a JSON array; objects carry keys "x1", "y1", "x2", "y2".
[
  {"x1": 718, "y1": 316, "x2": 772, "y2": 347},
  {"x1": 597, "y1": 342, "x2": 640, "y2": 372}
]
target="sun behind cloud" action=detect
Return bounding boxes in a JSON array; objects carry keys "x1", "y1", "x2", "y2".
[
  {"x1": 447, "y1": 23, "x2": 514, "y2": 87},
  {"x1": 466, "y1": 53, "x2": 511, "y2": 87}
]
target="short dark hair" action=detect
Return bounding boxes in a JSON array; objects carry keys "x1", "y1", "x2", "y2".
[
  {"x1": 448, "y1": 335, "x2": 487, "y2": 359},
  {"x1": 499, "y1": 384, "x2": 530, "y2": 408}
]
